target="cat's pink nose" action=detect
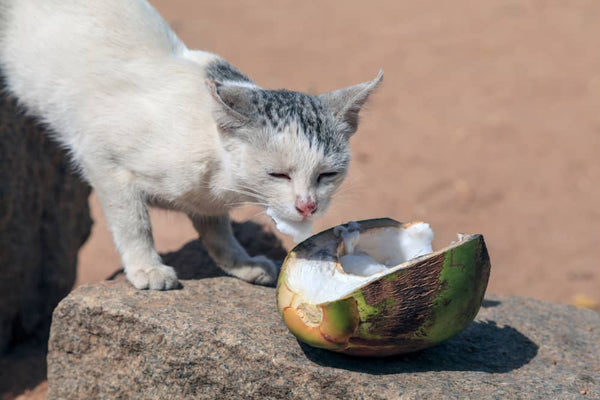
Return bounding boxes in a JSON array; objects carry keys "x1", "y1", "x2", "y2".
[{"x1": 295, "y1": 197, "x2": 317, "y2": 218}]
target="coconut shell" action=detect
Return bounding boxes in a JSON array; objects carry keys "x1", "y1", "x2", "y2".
[{"x1": 276, "y1": 218, "x2": 491, "y2": 357}]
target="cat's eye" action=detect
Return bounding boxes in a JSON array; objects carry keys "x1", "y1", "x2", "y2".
[
  {"x1": 268, "y1": 172, "x2": 291, "y2": 181},
  {"x1": 317, "y1": 172, "x2": 338, "y2": 183}
]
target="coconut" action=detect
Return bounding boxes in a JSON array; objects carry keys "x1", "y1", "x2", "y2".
[{"x1": 276, "y1": 218, "x2": 491, "y2": 357}]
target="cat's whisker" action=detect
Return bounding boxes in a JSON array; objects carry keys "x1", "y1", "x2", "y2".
[
  {"x1": 224, "y1": 200, "x2": 268, "y2": 205},
  {"x1": 235, "y1": 184, "x2": 269, "y2": 199},
  {"x1": 327, "y1": 200, "x2": 353, "y2": 210},
  {"x1": 221, "y1": 187, "x2": 254, "y2": 196},
  {"x1": 225, "y1": 184, "x2": 267, "y2": 198},
  {"x1": 221, "y1": 187, "x2": 268, "y2": 201},
  {"x1": 332, "y1": 193, "x2": 352, "y2": 203},
  {"x1": 332, "y1": 182, "x2": 363, "y2": 199},
  {"x1": 331, "y1": 192, "x2": 359, "y2": 203},
  {"x1": 332, "y1": 186, "x2": 358, "y2": 196},
  {"x1": 224, "y1": 201, "x2": 269, "y2": 208},
  {"x1": 247, "y1": 208, "x2": 269, "y2": 220}
]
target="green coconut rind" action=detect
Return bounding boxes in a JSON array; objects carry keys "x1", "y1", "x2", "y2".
[
  {"x1": 327, "y1": 235, "x2": 490, "y2": 355},
  {"x1": 352, "y1": 289, "x2": 396, "y2": 340},
  {"x1": 346, "y1": 235, "x2": 489, "y2": 354},
  {"x1": 421, "y1": 235, "x2": 490, "y2": 344},
  {"x1": 321, "y1": 298, "x2": 359, "y2": 340},
  {"x1": 277, "y1": 220, "x2": 491, "y2": 357}
]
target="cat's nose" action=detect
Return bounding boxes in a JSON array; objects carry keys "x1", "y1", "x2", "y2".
[{"x1": 295, "y1": 197, "x2": 317, "y2": 218}]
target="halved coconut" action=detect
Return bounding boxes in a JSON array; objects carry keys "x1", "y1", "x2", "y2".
[{"x1": 276, "y1": 218, "x2": 491, "y2": 357}]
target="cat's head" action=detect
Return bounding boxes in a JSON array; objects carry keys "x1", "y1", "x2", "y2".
[{"x1": 207, "y1": 71, "x2": 382, "y2": 226}]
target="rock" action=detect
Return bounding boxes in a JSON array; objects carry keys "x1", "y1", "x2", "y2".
[
  {"x1": 47, "y1": 279, "x2": 599, "y2": 399},
  {"x1": 0, "y1": 77, "x2": 92, "y2": 352}
]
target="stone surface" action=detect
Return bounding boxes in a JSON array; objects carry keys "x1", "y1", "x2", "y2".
[
  {"x1": 48, "y1": 279, "x2": 599, "y2": 399},
  {"x1": 0, "y1": 77, "x2": 92, "y2": 352}
]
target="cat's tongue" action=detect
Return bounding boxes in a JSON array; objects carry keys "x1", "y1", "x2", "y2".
[{"x1": 266, "y1": 208, "x2": 313, "y2": 243}]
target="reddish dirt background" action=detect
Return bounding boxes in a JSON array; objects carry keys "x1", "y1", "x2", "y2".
[
  {"x1": 78, "y1": 0, "x2": 600, "y2": 304},
  {"x1": 4, "y1": 0, "x2": 600, "y2": 398}
]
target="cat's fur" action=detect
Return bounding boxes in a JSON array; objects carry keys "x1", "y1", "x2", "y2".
[{"x1": 0, "y1": 0, "x2": 382, "y2": 289}]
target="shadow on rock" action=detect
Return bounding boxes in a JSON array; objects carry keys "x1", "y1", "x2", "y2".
[
  {"x1": 300, "y1": 320, "x2": 538, "y2": 374},
  {"x1": 163, "y1": 220, "x2": 287, "y2": 279},
  {"x1": 482, "y1": 299, "x2": 501, "y2": 308}
]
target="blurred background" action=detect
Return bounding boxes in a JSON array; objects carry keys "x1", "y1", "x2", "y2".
[
  {"x1": 4, "y1": 1, "x2": 600, "y2": 398},
  {"x1": 77, "y1": 0, "x2": 600, "y2": 306}
]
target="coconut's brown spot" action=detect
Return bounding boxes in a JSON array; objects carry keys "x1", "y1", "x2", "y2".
[
  {"x1": 320, "y1": 332, "x2": 344, "y2": 345},
  {"x1": 401, "y1": 221, "x2": 425, "y2": 229},
  {"x1": 358, "y1": 252, "x2": 446, "y2": 337},
  {"x1": 335, "y1": 240, "x2": 345, "y2": 259}
]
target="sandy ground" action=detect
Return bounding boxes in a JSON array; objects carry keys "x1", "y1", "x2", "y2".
[{"x1": 4, "y1": 0, "x2": 600, "y2": 398}]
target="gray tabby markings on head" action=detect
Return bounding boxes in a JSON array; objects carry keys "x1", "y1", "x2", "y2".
[
  {"x1": 253, "y1": 89, "x2": 338, "y2": 151},
  {"x1": 205, "y1": 61, "x2": 383, "y2": 155},
  {"x1": 206, "y1": 59, "x2": 340, "y2": 152}
]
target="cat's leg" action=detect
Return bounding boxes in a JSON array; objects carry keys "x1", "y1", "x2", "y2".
[
  {"x1": 190, "y1": 214, "x2": 278, "y2": 286},
  {"x1": 92, "y1": 171, "x2": 179, "y2": 290}
]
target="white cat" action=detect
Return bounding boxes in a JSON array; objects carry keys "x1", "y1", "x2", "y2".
[{"x1": 0, "y1": 0, "x2": 382, "y2": 289}]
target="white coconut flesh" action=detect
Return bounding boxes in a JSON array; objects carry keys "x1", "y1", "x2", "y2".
[
  {"x1": 285, "y1": 222, "x2": 440, "y2": 305},
  {"x1": 266, "y1": 208, "x2": 314, "y2": 243}
]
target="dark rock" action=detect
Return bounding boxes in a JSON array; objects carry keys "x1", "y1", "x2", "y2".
[
  {"x1": 47, "y1": 278, "x2": 599, "y2": 399},
  {"x1": 0, "y1": 77, "x2": 92, "y2": 352}
]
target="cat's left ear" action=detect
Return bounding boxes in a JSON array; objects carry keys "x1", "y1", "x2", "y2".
[
  {"x1": 206, "y1": 79, "x2": 259, "y2": 134},
  {"x1": 318, "y1": 70, "x2": 383, "y2": 137}
]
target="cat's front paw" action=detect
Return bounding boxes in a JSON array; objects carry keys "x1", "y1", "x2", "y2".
[
  {"x1": 126, "y1": 264, "x2": 179, "y2": 290},
  {"x1": 228, "y1": 255, "x2": 279, "y2": 287}
]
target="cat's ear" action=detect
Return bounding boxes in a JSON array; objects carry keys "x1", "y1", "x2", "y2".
[
  {"x1": 206, "y1": 79, "x2": 258, "y2": 133},
  {"x1": 318, "y1": 70, "x2": 383, "y2": 137}
]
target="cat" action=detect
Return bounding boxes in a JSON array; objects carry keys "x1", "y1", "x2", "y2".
[{"x1": 0, "y1": 0, "x2": 382, "y2": 290}]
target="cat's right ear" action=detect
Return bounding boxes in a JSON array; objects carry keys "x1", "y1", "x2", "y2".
[
  {"x1": 318, "y1": 70, "x2": 383, "y2": 137},
  {"x1": 206, "y1": 79, "x2": 258, "y2": 134}
]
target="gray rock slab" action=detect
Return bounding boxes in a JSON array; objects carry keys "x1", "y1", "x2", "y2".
[
  {"x1": 47, "y1": 278, "x2": 599, "y2": 400},
  {"x1": 0, "y1": 76, "x2": 92, "y2": 352}
]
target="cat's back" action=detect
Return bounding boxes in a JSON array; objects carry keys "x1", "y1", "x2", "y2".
[
  {"x1": 1, "y1": 0, "x2": 184, "y2": 59},
  {"x1": 0, "y1": 0, "x2": 186, "y2": 111}
]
